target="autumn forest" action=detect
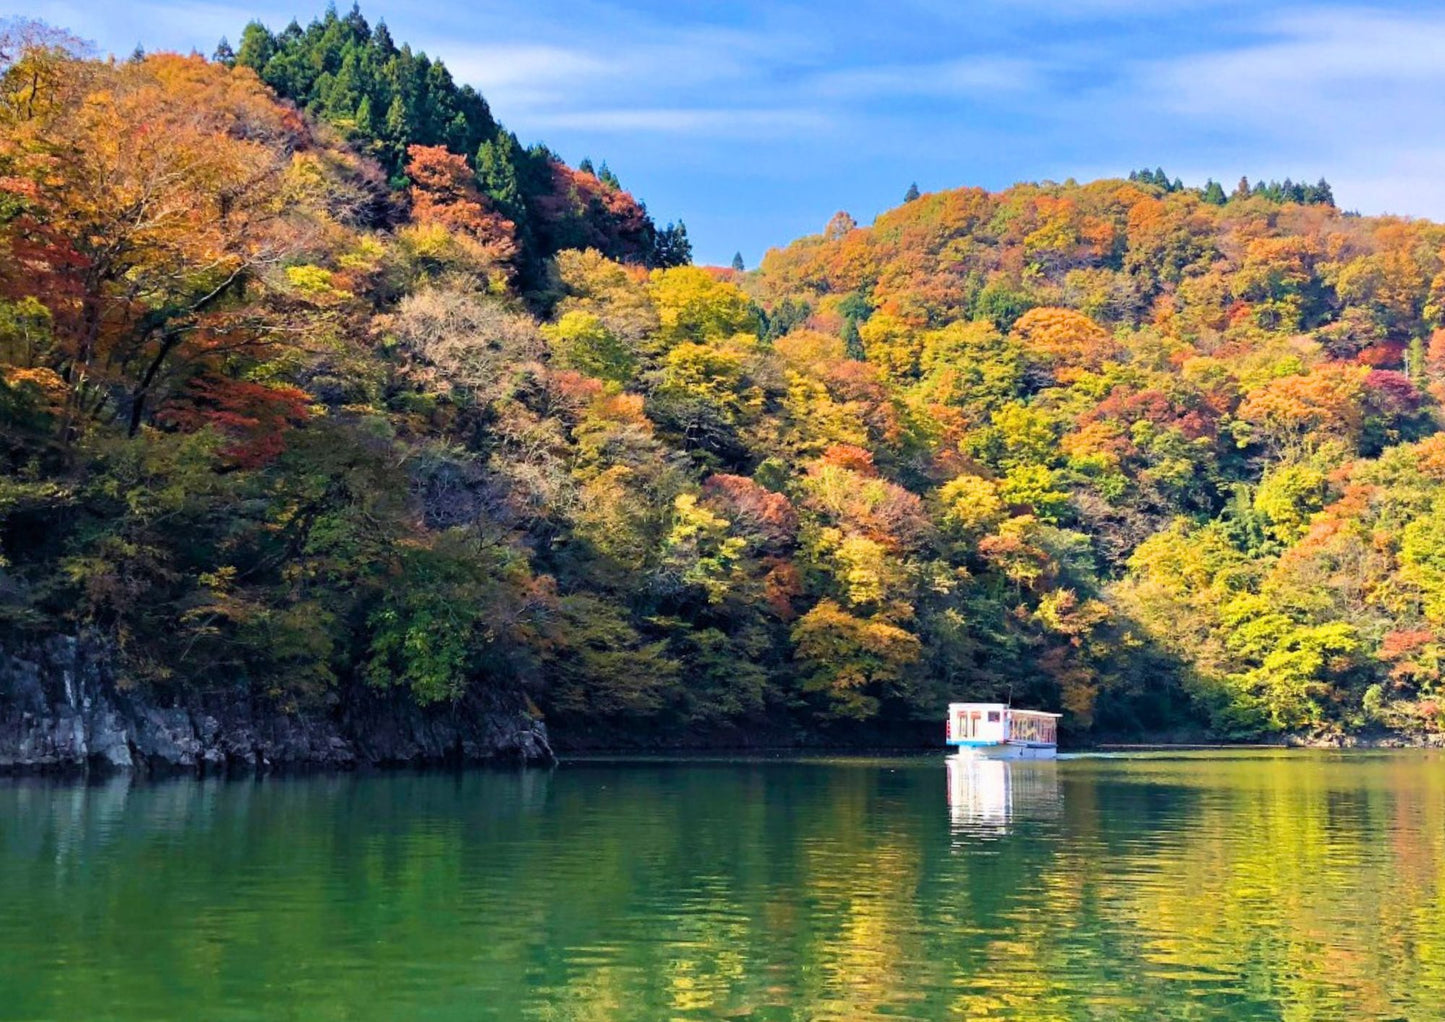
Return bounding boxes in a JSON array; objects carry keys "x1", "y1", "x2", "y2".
[{"x1": 5, "y1": 7, "x2": 1445, "y2": 748}]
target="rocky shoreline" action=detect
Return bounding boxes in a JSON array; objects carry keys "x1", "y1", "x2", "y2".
[
  {"x1": 0, "y1": 635, "x2": 555, "y2": 776},
  {"x1": 4, "y1": 636, "x2": 1441, "y2": 778}
]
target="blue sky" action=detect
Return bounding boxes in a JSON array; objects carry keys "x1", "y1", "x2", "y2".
[{"x1": 15, "y1": 0, "x2": 1445, "y2": 265}]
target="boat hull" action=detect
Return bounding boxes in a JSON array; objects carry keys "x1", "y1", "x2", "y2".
[{"x1": 948, "y1": 742, "x2": 1057, "y2": 761}]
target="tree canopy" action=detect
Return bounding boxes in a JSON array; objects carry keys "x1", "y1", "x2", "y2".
[{"x1": 3, "y1": 14, "x2": 1445, "y2": 745}]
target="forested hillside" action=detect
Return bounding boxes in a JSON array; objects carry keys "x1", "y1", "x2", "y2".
[
  {"x1": 222, "y1": 6, "x2": 690, "y2": 285},
  {"x1": 3, "y1": 10, "x2": 1444, "y2": 746}
]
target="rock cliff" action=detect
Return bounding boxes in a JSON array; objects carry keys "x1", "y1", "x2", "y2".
[{"x1": 0, "y1": 635, "x2": 554, "y2": 774}]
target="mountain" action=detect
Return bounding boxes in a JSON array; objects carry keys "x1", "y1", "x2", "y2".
[{"x1": 3, "y1": 13, "x2": 1444, "y2": 765}]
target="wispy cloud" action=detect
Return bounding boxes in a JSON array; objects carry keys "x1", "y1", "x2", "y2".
[
  {"x1": 809, "y1": 56, "x2": 1041, "y2": 100},
  {"x1": 527, "y1": 106, "x2": 831, "y2": 137},
  {"x1": 1145, "y1": 8, "x2": 1445, "y2": 129},
  {"x1": 441, "y1": 44, "x2": 616, "y2": 90}
]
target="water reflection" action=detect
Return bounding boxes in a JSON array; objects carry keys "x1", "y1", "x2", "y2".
[
  {"x1": 1, "y1": 755, "x2": 1444, "y2": 1020},
  {"x1": 946, "y1": 756, "x2": 1061, "y2": 839}
]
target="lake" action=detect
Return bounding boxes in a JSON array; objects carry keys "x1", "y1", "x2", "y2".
[{"x1": 1, "y1": 751, "x2": 1442, "y2": 1020}]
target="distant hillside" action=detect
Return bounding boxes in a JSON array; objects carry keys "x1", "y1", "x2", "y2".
[{"x1": 749, "y1": 176, "x2": 1445, "y2": 736}]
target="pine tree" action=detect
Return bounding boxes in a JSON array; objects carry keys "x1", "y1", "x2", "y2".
[
  {"x1": 1202, "y1": 179, "x2": 1227, "y2": 205},
  {"x1": 235, "y1": 22, "x2": 276, "y2": 71},
  {"x1": 653, "y1": 222, "x2": 692, "y2": 268},
  {"x1": 731, "y1": 252, "x2": 745, "y2": 272},
  {"x1": 213, "y1": 37, "x2": 236, "y2": 67},
  {"x1": 578, "y1": 157, "x2": 595, "y2": 175},
  {"x1": 384, "y1": 93, "x2": 409, "y2": 142},
  {"x1": 842, "y1": 317, "x2": 865, "y2": 360},
  {"x1": 373, "y1": 21, "x2": 395, "y2": 54},
  {"x1": 904, "y1": 182, "x2": 920, "y2": 203},
  {"x1": 477, "y1": 134, "x2": 525, "y2": 220},
  {"x1": 598, "y1": 161, "x2": 620, "y2": 189},
  {"x1": 354, "y1": 94, "x2": 375, "y2": 137}
]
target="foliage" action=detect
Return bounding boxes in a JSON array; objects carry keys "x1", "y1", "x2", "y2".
[
  {"x1": 5, "y1": 17, "x2": 1445, "y2": 746},
  {"x1": 230, "y1": 5, "x2": 683, "y2": 278}
]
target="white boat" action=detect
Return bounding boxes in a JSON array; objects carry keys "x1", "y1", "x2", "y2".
[{"x1": 945, "y1": 702, "x2": 1060, "y2": 759}]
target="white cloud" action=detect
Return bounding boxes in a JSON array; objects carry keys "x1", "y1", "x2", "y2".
[
  {"x1": 440, "y1": 44, "x2": 616, "y2": 90},
  {"x1": 1147, "y1": 7, "x2": 1445, "y2": 128}
]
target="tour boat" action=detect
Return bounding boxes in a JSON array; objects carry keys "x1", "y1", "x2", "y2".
[{"x1": 945, "y1": 702, "x2": 1061, "y2": 759}]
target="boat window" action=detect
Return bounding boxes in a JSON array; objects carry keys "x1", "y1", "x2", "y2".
[{"x1": 987, "y1": 711, "x2": 999, "y2": 722}]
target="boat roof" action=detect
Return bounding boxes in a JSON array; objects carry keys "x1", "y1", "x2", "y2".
[{"x1": 947, "y1": 702, "x2": 1062, "y2": 717}]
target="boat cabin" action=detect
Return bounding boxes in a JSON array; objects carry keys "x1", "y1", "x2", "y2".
[{"x1": 946, "y1": 703, "x2": 1060, "y2": 748}]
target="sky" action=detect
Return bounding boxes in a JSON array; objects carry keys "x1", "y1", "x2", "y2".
[{"x1": 13, "y1": 0, "x2": 1445, "y2": 265}]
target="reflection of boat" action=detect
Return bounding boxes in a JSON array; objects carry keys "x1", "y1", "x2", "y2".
[
  {"x1": 945, "y1": 702, "x2": 1060, "y2": 759},
  {"x1": 946, "y1": 757, "x2": 1061, "y2": 836}
]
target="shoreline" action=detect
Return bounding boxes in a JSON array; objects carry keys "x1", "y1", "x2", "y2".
[{"x1": 6, "y1": 735, "x2": 1443, "y2": 783}]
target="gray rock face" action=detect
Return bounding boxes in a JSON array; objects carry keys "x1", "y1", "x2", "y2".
[{"x1": 0, "y1": 635, "x2": 553, "y2": 775}]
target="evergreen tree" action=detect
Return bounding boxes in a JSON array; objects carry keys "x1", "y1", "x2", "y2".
[
  {"x1": 235, "y1": 21, "x2": 276, "y2": 70},
  {"x1": 842, "y1": 316, "x2": 865, "y2": 360},
  {"x1": 342, "y1": 1, "x2": 370, "y2": 38},
  {"x1": 383, "y1": 93, "x2": 411, "y2": 172},
  {"x1": 1233, "y1": 176, "x2": 1251, "y2": 201},
  {"x1": 1202, "y1": 179, "x2": 1226, "y2": 205},
  {"x1": 904, "y1": 182, "x2": 921, "y2": 203},
  {"x1": 477, "y1": 133, "x2": 525, "y2": 221},
  {"x1": 578, "y1": 157, "x2": 595, "y2": 175},
  {"x1": 598, "y1": 161, "x2": 620, "y2": 189},
  {"x1": 213, "y1": 36, "x2": 236, "y2": 67},
  {"x1": 373, "y1": 21, "x2": 395, "y2": 54},
  {"x1": 731, "y1": 252, "x2": 745, "y2": 272},
  {"x1": 354, "y1": 94, "x2": 376, "y2": 137},
  {"x1": 653, "y1": 222, "x2": 692, "y2": 268}
]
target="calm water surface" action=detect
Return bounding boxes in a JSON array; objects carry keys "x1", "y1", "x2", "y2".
[{"x1": 1, "y1": 751, "x2": 1443, "y2": 1020}]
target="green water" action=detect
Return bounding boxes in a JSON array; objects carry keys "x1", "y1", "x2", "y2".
[{"x1": 1, "y1": 752, "x2": 1443, "y2": 1020}]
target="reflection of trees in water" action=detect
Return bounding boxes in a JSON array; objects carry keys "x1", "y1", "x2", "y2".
[{"x1": 1, "y1": 758, "x2": 1444, "y2": 1019}]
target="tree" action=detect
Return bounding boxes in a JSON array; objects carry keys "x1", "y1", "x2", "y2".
[
  {"x1": 791, "y1": 599, "x2": 921, "y2": 720},
  {"x1": 841, "y1": 317, "x2": 865, "y2": 361},
  {"x1": 649, "y1": 266, "x2": 757, "y2": 348},
  {"x1": 653, "y1": 221, "x2": 692, "y2": 268},
  {"x1": 824, "y1": 211, "x2": 857, "y2": 241},
  {"x1": 405, "y1": 143, "x2": 517, "y2": 266},
  {"x1": 0, "y1": 51, "x2": 338, "y2": 442},
  {"x1": 543, "y1": 310, "x2": 636, "y2": 383},
  {"x1": 477, "y1": 132, "x2": 524, "y2": 219},
  {"x1": 731, "y1": 252, "x2": 745, "y2": 272},
  {"x1": 904, "y1": 182, "x2": 921, "y2": 203}
]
